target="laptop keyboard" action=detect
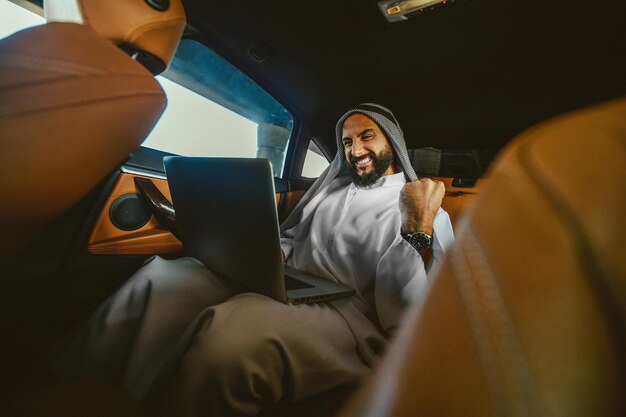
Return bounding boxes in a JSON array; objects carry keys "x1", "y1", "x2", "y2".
[{"x1": 285, "y1": 275, "x2": 314, "y2": 290}]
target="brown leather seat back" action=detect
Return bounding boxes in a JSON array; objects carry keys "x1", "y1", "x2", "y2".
[
  {"x1": 340, "y1": 98, "x2": 626, "y2": 417},
  {"x1": 45, "y1": 0, "x2": 186, "y2": 73},
  {"x1": 0, "y1": 1, "x2": 186, "y2": 263}
]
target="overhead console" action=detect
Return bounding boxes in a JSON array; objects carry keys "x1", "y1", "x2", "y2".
[{"x1": 378, "y1": 0, "x2": 466, "y2": 22}]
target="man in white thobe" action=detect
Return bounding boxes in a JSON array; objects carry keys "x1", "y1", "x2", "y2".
[{"x1": 51, "y1": 103, "x2": 454, "y2": 417}]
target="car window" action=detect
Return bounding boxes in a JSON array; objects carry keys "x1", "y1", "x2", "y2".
[
  {"x1": 302, "y1": 141, "x2": 330, "y2": 178},
  {"x1": 143, "y1": 77, "x2": 259, "y2": 158},
  {"x1": 143, "y1": 39, "x2": 295, "y2": 176},
  {"x1": 1, "y1": 5, "x2": 311, "y2": 178},
  {"x1": 0, "y1": 0, "x2": 44, "y2": 39}
]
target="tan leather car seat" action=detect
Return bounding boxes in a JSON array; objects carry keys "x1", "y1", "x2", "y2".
[
  {"x1": 0, "y1": 0, "x2": 185, "y2": 264},
  {"x1": 339, "y1": 97, "x2": 626, "y2": 417},
  {"x1": 45, "y1": 0, "x2": 186, "y2": 74}
]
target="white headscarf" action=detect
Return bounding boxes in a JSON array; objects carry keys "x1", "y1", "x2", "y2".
[{"x1": 281, "y1": 103, "x2": 417, "y2": 231}]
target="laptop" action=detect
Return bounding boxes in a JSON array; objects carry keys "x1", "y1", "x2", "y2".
[{"x1": 163, "y1": 156, "x2": 355, "y2": 304}]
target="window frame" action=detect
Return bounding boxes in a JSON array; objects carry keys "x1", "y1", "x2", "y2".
[{"x1": 131, "y1": 31, "x2": 329, "y2": 181}]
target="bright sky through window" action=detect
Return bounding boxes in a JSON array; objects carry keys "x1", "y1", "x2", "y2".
[
  {"x1": 0, "y1": 0, "x2": 258, "y2": 159},
  {"x1": 0, "y1": 0, "x2": 45, "y2": 38}
]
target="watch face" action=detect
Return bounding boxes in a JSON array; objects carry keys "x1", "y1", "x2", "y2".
[{"x1": 407, "y1": 232, "x2": 432, "y2": 251}]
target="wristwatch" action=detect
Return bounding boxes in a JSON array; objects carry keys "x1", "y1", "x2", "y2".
[{"x1": 402, "y1": 231, "x2": 433, "y2": 252}]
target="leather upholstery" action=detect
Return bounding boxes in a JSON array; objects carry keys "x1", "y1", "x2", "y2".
[
  {"x1": 339, "y1": 98, "x2": 626, "y2": 417},
  {"x1": 46, "y1": 0, "x2": 186, "y2": 71},
  {"x1": 0, "y1": 23, "x2": 166, "y2": 262},
  {"x1": 436, "y1": 177, "x2": 484, "y2": 226}
]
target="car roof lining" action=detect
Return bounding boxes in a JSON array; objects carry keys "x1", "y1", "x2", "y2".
[
  {"x1": 22, "y1": 0, "x2": 624, "y2": 154},
  {"x1": 181, "y1": 0, "x2": 626, "y2": 154}
]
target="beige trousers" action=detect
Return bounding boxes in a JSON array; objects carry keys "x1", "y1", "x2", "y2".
[{"x1": 51, "y1": 256, "x2": 374, "y2": 417}]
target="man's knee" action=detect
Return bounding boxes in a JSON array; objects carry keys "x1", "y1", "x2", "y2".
[
  {"x1": 188, "y1": 294, "x2": 289, "y2": 370},
  {"x1": 175, "y1": 294, "x2": 353, "y2": 388},
  {"x1": 157, "y1": 295, "x2": 370, "y2": 415},
  {"x1": 164, "y1": 297, "x2": 288, "y2": 413}
]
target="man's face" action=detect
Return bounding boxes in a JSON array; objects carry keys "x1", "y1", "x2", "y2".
[{"x1": 341, "y1": 113, "x2": 397, "y2": 187}]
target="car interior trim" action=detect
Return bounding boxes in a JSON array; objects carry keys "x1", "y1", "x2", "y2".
[
  {"x1": 121, "y1": 165, "x2": 167, "y2": 181},
  {"x1": 87, "y1": 172, "x2": 182, "y2": 255},
  {"x1": 436, "y1": 176, "x2": 484, "y2": 226}
]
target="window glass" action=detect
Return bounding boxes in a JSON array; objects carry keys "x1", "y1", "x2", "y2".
[
  {"x1": 0, "y1": 0, "x2": 44, "y2": 39},
  {"x1": 143, "y1": 77, "x2": 258, "y2": 158},
  {"x1": 0, "y1": 6, "x2": 296, "y2": 177},
  {"x1": 302, "y1": 141, "x2": 330, "y2": 178},
  {"x1": 143, "y1": 39, "x2": 294, "y2": 176}
]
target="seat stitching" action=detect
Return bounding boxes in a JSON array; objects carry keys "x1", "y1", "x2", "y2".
[
  {"x1": 465, "y1": 228, "x2": 544, "y2": 417},
  {"x1": 450, "y1": 225, "x2": 545, "y2": 417},
  {"x1": 126, "y1": 18, "x2": 187, "y2": 45},
  {"x1": 0, "y1": 73, "x2": 159, "y2": 96},
  {"x1": 0, "y1": 51, "x2": 107, "y2": 76},
  {"x1": 518, "y1": 127, "x2": 626, "y2": 373},
  {"x1": 450, "y1": 239, "x2": 506, "y2": 416},
  {"x1": 0, "y1": 93, "x2": 164, "y2": 124}
]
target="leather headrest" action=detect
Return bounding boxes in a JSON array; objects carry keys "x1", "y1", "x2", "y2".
[
  {"x1": 0, "y1": 23, "x2": 167, "y2": 264},
  {"x1": 45, "y1": 0, "x2": 186, "y2": 74}
]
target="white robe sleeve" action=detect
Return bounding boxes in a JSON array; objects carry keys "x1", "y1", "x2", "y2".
[
  {"x1": 374, "y1": 235, "x2": 427, "y2": 333},
  {"x1": 428, "y1": 208, "x2": 455, "y2": 274},
  {"x1": 375, "y1": 208, "x2": 454, "y2": 333},
  {"x1": 279, "y1": 226, "x2": 296, "y2": 261}
]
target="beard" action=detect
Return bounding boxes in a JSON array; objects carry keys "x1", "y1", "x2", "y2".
[{"x1": 347, "y1": 146, "x2": 396, "y2": 188}]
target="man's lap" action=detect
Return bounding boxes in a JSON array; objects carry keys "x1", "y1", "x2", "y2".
[
  {"x1": 51, "y1": 256, "x2": 372, "y2": 412},
  {"x1": 148, "y1": 293, "x2": 371, "y2": 416},
  {"x1": 51, "y1": 256, "x2": 241, "y2": 396}
]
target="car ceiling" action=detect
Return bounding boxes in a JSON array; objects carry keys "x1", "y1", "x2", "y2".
[{"x1": 182, "y1": 0, "x2": 626, "y2": 153}]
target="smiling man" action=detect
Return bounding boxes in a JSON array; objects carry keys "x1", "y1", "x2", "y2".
[
  {"x1": 343, "y1": 113, "x2": 399, "y2": 187},
  {"x1": 51, "y1": 103, "x2": 454, "y2": 417},
  {"x1": 279, "y1": 104, "x2": 454, "y2": 334}
]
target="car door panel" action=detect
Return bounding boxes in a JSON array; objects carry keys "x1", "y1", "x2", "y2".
[
  {"x1": 87, "y1": 172, "x2": 182, "y2": 255},
  {"x1": 85, "y1": 167, "x2": 315, "y2": 256}
]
